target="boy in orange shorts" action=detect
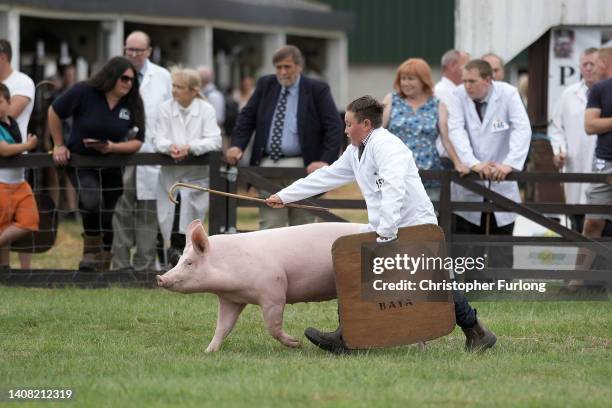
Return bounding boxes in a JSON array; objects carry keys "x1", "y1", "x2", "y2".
[{"x1": 0, "y1": 83, "x2": 38, "y2": 269}]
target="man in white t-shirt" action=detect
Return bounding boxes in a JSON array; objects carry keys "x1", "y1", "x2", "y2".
[{"x1": 0, "y1": 39, "x2": 35, "y2": 184}]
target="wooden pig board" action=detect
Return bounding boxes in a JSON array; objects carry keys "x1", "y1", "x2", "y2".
[{"x1": 332, "y1": 224, "x2": 455, "y2": 349}]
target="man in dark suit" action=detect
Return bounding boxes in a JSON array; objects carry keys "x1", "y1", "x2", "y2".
[{"x1": 226, "y1": 45, "x2": 344, "y2": 229}]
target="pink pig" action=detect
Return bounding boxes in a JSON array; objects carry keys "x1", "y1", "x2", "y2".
[{"x1": 156, "y1": 219, "x2": 364, "y2": 352}]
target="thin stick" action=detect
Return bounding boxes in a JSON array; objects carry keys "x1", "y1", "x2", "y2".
[{"x1": 168, "y1": 182, "x2": 330, "y2": 212}]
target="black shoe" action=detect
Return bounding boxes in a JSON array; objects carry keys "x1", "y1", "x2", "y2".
[
  {"x1": 304, "y1": 326, "x2": 350, "y2": 355},
  {"x1": 462, "y1": 318, "x2": 497, "y2": 352}
]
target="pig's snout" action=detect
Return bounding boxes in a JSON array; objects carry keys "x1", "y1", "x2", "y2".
[{"x1": 156, "y1": 275, "x2": 166, "y2": 288}]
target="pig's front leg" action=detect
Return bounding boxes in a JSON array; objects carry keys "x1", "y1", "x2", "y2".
[
  {"x1": 261, "y1": 301, "x2": 301, "y2": 348},
  {"x1": 205, "y1": 298, "x2": 246, "y2": 353}
]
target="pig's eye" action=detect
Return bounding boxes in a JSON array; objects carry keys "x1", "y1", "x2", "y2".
[{"x1": 185, "y1": 259, "x2": 193, "y2": 266}]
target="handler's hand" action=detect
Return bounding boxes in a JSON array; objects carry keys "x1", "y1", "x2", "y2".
[
  {"x1": 376, "y1": 235, "x2": 398, "y2": 244},
  {"x1": 225, "y1": 147, "x2": 243, "y2": 165},
  {"x1": 265, "y1": 194, "x2": 285, "y2": 208}
]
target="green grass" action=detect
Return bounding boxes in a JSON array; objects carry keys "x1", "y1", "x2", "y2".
[{"x1": 1, "y1": 287, "x2": 610, "y2": 407}]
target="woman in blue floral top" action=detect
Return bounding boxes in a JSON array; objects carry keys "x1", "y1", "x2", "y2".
[{"x1": 383, "y1": 58, "x2": 468, "y2": 201}]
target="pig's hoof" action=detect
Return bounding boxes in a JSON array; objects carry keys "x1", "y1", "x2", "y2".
[
  {"x1": 205, "y1": 345, "x2": 220, "y2": 353},
  {"x1": 281, "y1": 336, "x2": 301, "y2": 348}
]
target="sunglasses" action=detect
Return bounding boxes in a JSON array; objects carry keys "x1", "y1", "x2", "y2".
[{"x1": 119, "y1": 75, "x2": 135, "y2": 84}]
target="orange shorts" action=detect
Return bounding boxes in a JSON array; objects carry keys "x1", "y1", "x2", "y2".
[{"x1": 0, "y1": 181, "x2": 39, "y2": 233}]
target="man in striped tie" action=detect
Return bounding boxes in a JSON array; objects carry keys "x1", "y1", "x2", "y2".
[{"x1": 226, "y1": 45, "x2": 344, "y2": 230}]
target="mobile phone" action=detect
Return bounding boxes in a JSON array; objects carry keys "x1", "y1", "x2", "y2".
[{"x1": 83, "y1": 138, "x2": 108, "y2": 145}]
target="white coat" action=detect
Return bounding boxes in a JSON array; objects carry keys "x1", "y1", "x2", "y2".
[
  {"x1": 548, "y1": 80, "x2": 596, "y2": 204},
  {"x1": 277, "y1": 127, "x2": 437, "y2": 238},
  {"x1": 433, "y1": 76, "x2": 458, "y2": 158},
  {"x1": 153, "y1": 98, "x2": 222, "y2": 240},
  {"x1": 136, "y1": 60, "x2": 173, "y2": 200},
  {"x1": 448, "y1": 81, "x2": 532, "y2": 227}
]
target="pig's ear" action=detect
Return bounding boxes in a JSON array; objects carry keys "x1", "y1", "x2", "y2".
[{"x1": 191, "y1": 222, "x2": 210, "y2": 255}]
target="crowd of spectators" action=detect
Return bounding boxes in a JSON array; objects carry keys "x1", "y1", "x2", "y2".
[{"x1": 0, "y1": 33, "x2": 610, "y2": 279}]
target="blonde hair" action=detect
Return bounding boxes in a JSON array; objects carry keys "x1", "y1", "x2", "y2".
[{"x1": 170, "y1": 67, "x2": 203, "y2": 98}]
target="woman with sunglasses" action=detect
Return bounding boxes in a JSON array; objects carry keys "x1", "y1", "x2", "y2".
[{"x1": 48, "y1": 56, "x2": 145, "y2": 271}]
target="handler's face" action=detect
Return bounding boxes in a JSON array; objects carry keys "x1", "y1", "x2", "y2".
[{"x1": 344, "y1": 111, "x2": 369, "y2": 146}]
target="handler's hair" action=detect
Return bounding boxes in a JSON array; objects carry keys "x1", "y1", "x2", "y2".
[
  {"x1": 346, "y1": 95, "x2": 383, "y2": 128},
  {"x1": 464, "y1": 59, "x2": 493, "y2": 79},
  {"x1": 272, "y1": 45, "x2": 304, "y2": 67}
]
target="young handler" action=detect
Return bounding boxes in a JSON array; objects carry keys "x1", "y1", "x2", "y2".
[{"x1": 266, "y1": 95, "x2": 496, "y2": 354}]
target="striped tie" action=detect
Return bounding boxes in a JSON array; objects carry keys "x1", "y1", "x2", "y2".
[{"x1": 269, "y1": 88, "x2": 290, "y2": 162}]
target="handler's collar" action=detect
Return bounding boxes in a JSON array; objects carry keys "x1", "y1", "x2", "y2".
[{"x1": 362, "y1": 129, "x2": 375, "y2": 147}]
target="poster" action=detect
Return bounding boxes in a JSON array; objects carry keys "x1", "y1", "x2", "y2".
[{"x1": 548, "y1": 26, "x2": 612, "y2": 118}]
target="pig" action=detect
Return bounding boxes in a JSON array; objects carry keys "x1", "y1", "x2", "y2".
[{"x1": 156, "y1": 219, "x2": 364, "y2": 352}]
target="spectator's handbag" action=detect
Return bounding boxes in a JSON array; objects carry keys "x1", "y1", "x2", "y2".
[{"x1": 332, "y1": 224, "x2": 455, "y2": 349}]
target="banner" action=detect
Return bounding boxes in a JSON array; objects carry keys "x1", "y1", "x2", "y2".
[{"x1": 548, "y1": 26, "x2": 612, "y2": 118}]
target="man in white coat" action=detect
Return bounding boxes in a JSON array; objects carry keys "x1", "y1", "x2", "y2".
[
  {"x1": 434, "y1": 49, "x2": 470, "y2": 167},
  {"x1": 112, "y1": 31, "x2": 172, "y2": 271},
  {"x1": 548, "y1": 48, "x2": 599, "y2": 232},
  {"x1": 266, "y1": 95, "x2": 497, "y2": 354},
  {"x1": 448, "y1": 59, "x2": 531, "y2": 270}
]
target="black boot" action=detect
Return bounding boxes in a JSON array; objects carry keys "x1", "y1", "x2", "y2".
[
  {"x1": 304, "y1": 325, "x2": 350, "y2": 355},
  {"x1": 462, "y1": 317, "x2": 497, "y2": 352}
]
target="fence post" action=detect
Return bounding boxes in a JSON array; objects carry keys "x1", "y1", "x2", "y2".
[
  {"x1": 208, "y1": 151, "x2": 227, "y2": 235},
  {"x1": 439, "y1": 170, "x2": 452, "y2": 240},
  {"x1": 226, "y1": 166, "x2": 238, "y2": 233}
]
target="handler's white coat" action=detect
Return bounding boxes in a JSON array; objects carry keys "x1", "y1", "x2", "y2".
[
  {"x1": 153, "y1": 98, "x2": 222, "y2": 239},
  {"x1": 547, "y1": 80, "x2": 596, "y2": 204},
  {"x1": 448, "y1": 81, "x2": 531, "y2": 227},
  {"x1": 136, "y1": 60, "x2": 172, "y2": 200},
  {"x1": 277, "y1": 127, "x2": 437, "y2": 238}
]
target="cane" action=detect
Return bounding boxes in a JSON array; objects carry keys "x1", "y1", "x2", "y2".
[{"x1": 168, "y1": 182, "x2": 330, "y2": 212}]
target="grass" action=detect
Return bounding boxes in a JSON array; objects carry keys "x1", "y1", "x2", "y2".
[{"x1": 0, "y1": 288, "x2": 611, "y2": 408}]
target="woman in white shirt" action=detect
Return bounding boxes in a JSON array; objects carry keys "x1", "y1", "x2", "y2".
[{"x1": 153, "y1": 68, "x2": 222, "y2": 265}]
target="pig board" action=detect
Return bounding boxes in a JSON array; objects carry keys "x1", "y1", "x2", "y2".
[{"x1": 332, "y1": 224, "x2": 455, "y2": 349}]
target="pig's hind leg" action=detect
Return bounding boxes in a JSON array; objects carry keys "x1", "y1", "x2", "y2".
[
  {"x1": 261, "y1": 301, "x2": 301, "y2": 348},
  {"x1": 205, "y1": 298, "x2": 246, "y2": 353}
]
